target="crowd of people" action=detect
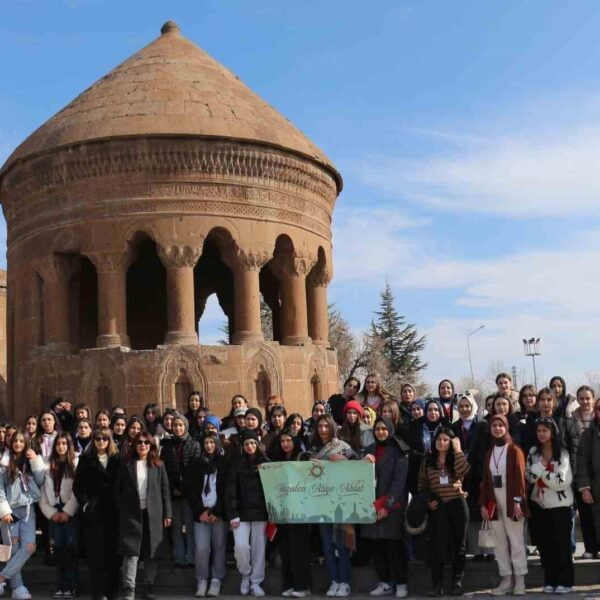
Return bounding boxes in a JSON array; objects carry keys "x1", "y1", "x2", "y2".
[{"x1": 0, "y1": 372, "x2": 596, "y2": 599}]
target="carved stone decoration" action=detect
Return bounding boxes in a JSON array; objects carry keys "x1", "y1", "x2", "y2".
[
  {"x1": 0, "y1": 21, "x2": 341, "y2": 421},
  {"x1": 159, "y1": 350, "x2": 208, "y2": 411},
  {"x1": 79, "y1": 352, "x2": 125, "y2": 413},
  {"x1": 87, "y1": 249, "x2": 134, "y2": 273},
  {"x1": 157, "y1": 244, "x2": 203, "y2": 269},
  {"x1": 245, "y1": 343, "x2": 282, "y2": 406}
]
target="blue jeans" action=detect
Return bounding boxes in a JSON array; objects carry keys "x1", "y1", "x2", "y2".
[
  {"x1": 49, "y1": 517, "x2": 78, "y2": 590},
  {"x1": 171, "y1": 497, "x2": 195, "y2": 565},
  {"x1": 318, "y1": 524, "x2": 351, "y2": 585},
  {"x1": 1, "y1": 505, "x2": 36, "y2": 590}
]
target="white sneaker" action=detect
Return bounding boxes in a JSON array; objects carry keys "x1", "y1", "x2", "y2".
[
  {"x1": 251, "y1": 584, "x2": 266, "y2": 597},
  {"x1": 12, "y1": 587, "x2": 31, "y2": 600},
  {"x1": 555, "y1": 587, "x2": 572, "y2": 594},
  {"x1": 241, "y1": 579, "x2": 251, "y2": 596},
  {"x1": 0, "y1": 583, "x2": 5, "y2": 599},
  {"x1": 326, "y1": 583, "x2": 340, "y2": 597},
  {"x1": 207, "y1": 580, "x2": 221, "y2": 597},
  {"x1": 196, "y1": 580, "x2": 208, "y2": 597},
  {"x1": 543, "y1": 586, "x2": 554, "y2": 594},
  {"x1": 282, "y1": 590, "x2": 294, "y2": 597},
  {"x1": 291, "y1": 591, "x2": 311, "y2": 598},
  {"x1": 582, "y1": 552, "x2": 594, "y2": 559},
  {"x1": 370, "y1": 583, "x2": 393, "y2": 596},
  {"x1": 336, "y1": 583, "x2": 351, "y2": 597},
  {"x1": 395, "y1": 584, "x2": 408, "y2": 599}
]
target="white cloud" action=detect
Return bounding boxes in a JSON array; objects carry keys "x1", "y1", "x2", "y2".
[{"x1": 353, "y1": 125, "x2": 600, "y2": 217}]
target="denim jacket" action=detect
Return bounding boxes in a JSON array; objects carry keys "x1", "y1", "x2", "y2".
[{"x1": 0, "y1": 455, "x2": 46, "y2": 517}]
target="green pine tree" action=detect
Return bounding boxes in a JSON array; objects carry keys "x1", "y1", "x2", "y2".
[{"x1": 370, "y1": 281, "x2": 427, "y2": 380}]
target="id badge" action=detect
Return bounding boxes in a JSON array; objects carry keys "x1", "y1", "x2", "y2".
[
  {"x1": 492, "y1": 475, "x2": 502, "y2": 488},
  {"x1": 439, "y1": 475, "x2": 449, "y2": 485}
]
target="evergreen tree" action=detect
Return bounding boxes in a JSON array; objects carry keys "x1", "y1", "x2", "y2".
[{"x1": 370, "y1": 281, "x2": 427, "y2": 381}]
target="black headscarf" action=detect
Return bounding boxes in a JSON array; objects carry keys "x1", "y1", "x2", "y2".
[{"x1": 373, "y1": 416, "x2": 395, "y2": 446}]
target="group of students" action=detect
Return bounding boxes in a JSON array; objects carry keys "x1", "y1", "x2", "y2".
[{"x1": 0, "y1": 373, "x2": 597, "y2": 599}]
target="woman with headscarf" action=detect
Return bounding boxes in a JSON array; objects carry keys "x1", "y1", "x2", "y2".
[
  {"x1": 363, "y1": 417, "x2": 410, "y2": 598},
  {"x1": 185, "y1": 432, "x2": 228, "y2": 598},
  {"x1": 526, "y1": 417, "x2": 574, "y2": 594},
  {"x1": 488, "y1": 394, "x2": 523, "y2": 449},
  {"x1": 162, "y1": 414, "x2": 201, "y2": 568},
  {"x1": 399, "y1": 384, "x2": 417, "y2": 426},
  {"x1": 549, "y1": 376, "x2": 578, "y2": 420},
  {"x1": 436, "y1": 380, "x2": 458, "y2": 424},
  {"x1": 451, "y1": 391, "x2": 488, "y2": 561},
  {"x1": 406, "y1": 400, "x2": 444, "y2": 495},
  {"x1": 479, "y1": 414, "x2": 528, "y2": 596}
]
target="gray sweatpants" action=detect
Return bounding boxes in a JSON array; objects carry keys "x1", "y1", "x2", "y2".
[
  {"x1": 194, "y1": 520, "x2": 228, "y2": 582},
  {"x1": 233, "y1": 521, "x2": 266, "y2": 585}
]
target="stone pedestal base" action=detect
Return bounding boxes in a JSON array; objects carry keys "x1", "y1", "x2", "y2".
[
  {"x1": 164, "y1": 331, "x2": 198, "y2": 345},
  {"x1": 97, "y1": 334, "x2": 130, "y2": 348}
]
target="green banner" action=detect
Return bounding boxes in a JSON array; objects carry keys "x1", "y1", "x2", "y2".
[{"x1": 258, "y1": 460, "x2": 377, "y2": 524}]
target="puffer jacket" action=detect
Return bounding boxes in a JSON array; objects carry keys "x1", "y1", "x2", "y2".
[
  {"x1": 162, "y1": 434, "x2": 201, "y2": 496},
  {"x1": 225, "y1": 454, "x2": 268, "y2": 522},
  {"x1": 561, "y1": 408, "x2": 592, "y2": 477},
  {"x1": 39, "y1": 457, "x2": 80, "y2": 519},
  {"x1": 0, "y1": 455, "x2": 46, "y2": 517}
]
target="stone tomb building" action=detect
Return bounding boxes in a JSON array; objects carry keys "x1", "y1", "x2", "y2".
[{"x1": 0, "y1": 21, "x2": 342, "y2": 421}]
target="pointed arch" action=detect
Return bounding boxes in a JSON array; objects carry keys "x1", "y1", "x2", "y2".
[
  {"x1": 159, "y1": 350, "x2": 208, "y2": 412},
  {"x1": 80, "y1": 353, "x2": 125, "y2": 414},
  {"x1": 245, "y1": 343, "x2": 282, "y2": 407}
]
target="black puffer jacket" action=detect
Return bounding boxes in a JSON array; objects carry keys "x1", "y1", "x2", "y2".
[
  {"x1": 226, "y1": 454, "x2": 268, "y2": 522},
  {"x1": 185, "y1": 453, "x2": 227, "y2": 520},
  {"x1": 162, "y1": 435, "x2": 201, "y2": 496}
]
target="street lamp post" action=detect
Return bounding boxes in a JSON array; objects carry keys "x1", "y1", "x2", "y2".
[
  {"x1": 467, "y1": 325, "x2": 485, "y2": 388},
  {"x1": 523, "y1": 337, "x2": 541, "y2": 389}
]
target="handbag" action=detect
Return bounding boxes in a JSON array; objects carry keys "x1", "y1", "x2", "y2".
[
  {"x1": 0, "y1": 522, "x2": 12, "y2": 562},
  {"x1": 478, "y1": 520, "x2": 495, "y2": 549}
]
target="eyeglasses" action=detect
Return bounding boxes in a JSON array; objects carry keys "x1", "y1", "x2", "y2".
[
  {"x1": 136, "y1": 440, "x2": 151, "y2": 446},
  {"x1": 94, "y1": 436, "x2": 108, "y2": 442}
]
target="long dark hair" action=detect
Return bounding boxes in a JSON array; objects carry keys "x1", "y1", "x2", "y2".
[
  {"x1": 310, "y1": 414, "x2": 338, "y2": 449},
  {"x1": 7, "y1": 431, "x2": 29, "y2": 483},
  {"x1": 427, "y1": 427, "x2": 458, "y2": 475},
  {"x1": 35, "y1": 410, "x2": 60, "y2": 437},
  {"x1": 49, "y1": 433, "x2": 77, "y2": 485},
  {"x1": 269, "y1": 428, "x2": 303, "y2": 461},
  {"x1": 127, "y1": 431, "x2": 160, "y2": 467},
  {"x1": 533, "y1": 417, "x2": 563, "y2": 462},
  {"x1": 518, "y1": 385, "x2": 537, "y2": 414}
]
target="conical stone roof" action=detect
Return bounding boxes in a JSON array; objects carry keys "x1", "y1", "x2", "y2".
[{"x1": 0, "y1": 20, "x2": 341, "y2": 190}]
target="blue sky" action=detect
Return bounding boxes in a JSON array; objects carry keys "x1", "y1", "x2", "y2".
[{"x1": 3, "y1": 0, "x2": 600, "y2": 393}]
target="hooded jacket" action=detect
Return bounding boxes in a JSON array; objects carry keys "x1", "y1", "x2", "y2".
[{"x1": 0, "y1": 454, "x2": 46, "y2": 517}]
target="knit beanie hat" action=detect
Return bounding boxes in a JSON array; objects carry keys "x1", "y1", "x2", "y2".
[
  {"x1": 203, "y1": 414, "x2": 221, "y2": 432},
  {"x1": 343, "y1": 400, "x2": 364, "y2": 418}
]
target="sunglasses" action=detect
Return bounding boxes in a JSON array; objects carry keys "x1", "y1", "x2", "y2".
[
  {"x1": 94, "y1": 436, "x2": 108, "y2": 442},
  {"x1": 136, "y1": 440, "x2": 151, "y2": 446}
]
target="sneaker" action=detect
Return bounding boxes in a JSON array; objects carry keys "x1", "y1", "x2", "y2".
[
  {"x1": 241, "y1": 579, "x2": 251, "y2": 596},
  {"x1": 196, "y1": 580, "x2": 208, "y2": 597},
  {"x1": 291, "y1": 592, "x2": 310, "y2": 598},
  {"x1": 326, "y1": 583, "x2": 340, "y2": 597},
  {"x1": 11, "y1": 587, "x2": 31, "y2": 600},
  {"x1": 370, "y1": 583, "x2": 394, "y2": 596},
  {"x1": 336, "y1": 584, "x2": 351, "y2": 597},
  {"x1": 395, "y1": 585, "x2": 408, "y2": 599},
  {"x1": 207, "y1": 580, "x2": 221, "y2": 597},
  {"x1": 582, "y1": 552, "x2": 594, "y2": 559},
  {"x1": 63, "y1": 591, "x2": 74, "y2": 599},
  {"x1": 282, "y1": 590, "x2": 295, "y2": 597},
  {"x1": 543, "y1": 586, "x2": 554, "y2": 594},
  {"x1": 0, "y1": 582, "x2": 5, "y2": 598},
  {"x1": 53, "y1": 592, "x2": 64, "y2": 599},
  {"x1": 251, "y1": 584, "x2": 266, "y2": 597},
  {"x1": 555, "y1": 587, "x2": 572, "y2": 594}
]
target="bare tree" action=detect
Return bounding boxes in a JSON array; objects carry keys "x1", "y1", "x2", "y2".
[{"x1": 585, "y1": 371, "x2": 600, "y2": 397}]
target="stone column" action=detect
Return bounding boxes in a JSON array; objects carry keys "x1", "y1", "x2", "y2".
[
  {"x1": 88, "y1": 250, "x2": 133, "y2": 348},
  {"x1": 223, "y1": 246, "x2": 270, "y2": 344},
  {"x1": 32, "y1": 255, "x2": 75, "y2": 352},
  {"x1": 158, "y1": 244, "x2": 202, "y2": 345},
  {"x1": 271, "y1": 253, "x2": 315, "y2": 345},
  {"x1": 307, "y1": 266, "x2": 331, "y2": 346}
]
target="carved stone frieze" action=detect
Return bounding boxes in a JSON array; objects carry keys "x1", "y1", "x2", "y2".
[
  {"x1": 223, "y1": 244, "x2": 271, "y2": 272},
  {"x1": 270, "y1": 252, "x2": 317, "y2": 279}
]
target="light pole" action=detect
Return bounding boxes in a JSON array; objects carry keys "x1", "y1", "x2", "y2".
[
  {"x1": 523, "y1": 337, "x2": 541, "y2": 389},
  {"x1": 467, "y1": 325, "x2": 485, "y2": 388}
]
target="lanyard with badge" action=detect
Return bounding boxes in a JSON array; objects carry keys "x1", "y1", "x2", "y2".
[{"x1": 492, "y1": 445, "x2": 506, "y2": 488}]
